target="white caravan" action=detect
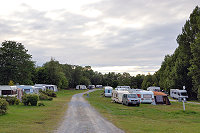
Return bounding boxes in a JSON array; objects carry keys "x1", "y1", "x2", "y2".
[
  {"x1": 129, "y1": 90, "x2": 154, "y2": 103},
  {"x1": 96, "y1": 85, "x2": 103, "y2": 88},
  {"x1": 112, "y1": 90, "x2": 129, "y2": 103},
  {"x1": 147, "y1": 86, "x2": 160, "y2": 92},
  {"x1": 104, "y1": 86, "x2": 113, "y2": 97},
  {"x1": 170, "y1": 89, "x2": 188, "y2": 99},
  {"x1": 76, "y1": 85, "x2": 87, "y2": 90},
  {"x1": 117, "y1": 86, "x2": 131, "y2": 89},
  {"x1": 0, "y1": 86, "x2": 17, "y2": 97},
  {"x1": 45, "y1": 85, "x2": 58, "y2": 92},
  {"x1": 17, "y1": 85, "x2": 35, "y2": 94}
]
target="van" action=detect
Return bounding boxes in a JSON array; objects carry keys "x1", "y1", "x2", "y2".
[
  {"x1": 170, "y1": 89, "x2": 188, "y2": 99},
  {"x1": 147, "y1": 86, "x2": 160, "y2": 92},
  {"x1": 122, "y1": 93, "x2": 140, "y2": 106}
]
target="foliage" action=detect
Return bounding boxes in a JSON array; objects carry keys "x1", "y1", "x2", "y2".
[
  {"x1": 0, "y1": 98, "x2": 8, "y2": 115},
  {"x1": 39, "y1": 93, "x2": 53, "y2": 101},
  {"x1": 22, "y1": 94, "x2": 39, "y2": 106},
  {"x1": 3, "y1": 96, "x2": 17, "y2": 105},
  {"x1": 8, "y1": 80, "x2": 14, "y2": 86},
  {"x1": 39, "y1": 89, "x2": 57, "y2": 97},
  {"x1": 38, "y1": 102, "x2": 45, "y2": 106},
  {"x1": 15, "y1": 99, "x2": 20, "y2": 105},
  {"x1": 0, "y1": 41, "x2": 35, "y2": 85}
]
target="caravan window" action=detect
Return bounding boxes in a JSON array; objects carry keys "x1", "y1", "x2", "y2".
[
  {"x1": 24, "y1": 89, "x2": 30, "y2": 93},
  {"x1": 108, "y1": 90, "x2": 111, "y2": 93},
  {"x1": 143, "y1": 94, "x2": 152, "y2": 98},
  {"x1": 2, "y1": 90, "x2": 12, "y2": 95}
]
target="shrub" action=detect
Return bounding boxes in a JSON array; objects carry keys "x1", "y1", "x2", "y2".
[
  {"x1": 0, "y1": 98, "x2": 8, "y2": 115},
  {"x1": 39, "y1": 93, "x2": 53, "y2": 101},
  {"x1": 4, "y1": 96, "x2": 17, "y2": 105},
  {"x1": 39, "y1": 89, "x2": 57, "y2": 97},
  {"x1": 22, "y1": 94, "x2": 39, "y2": 106},
  {"x1": 38, "y1": 102, "x2": 45, "y2": 106},
  {"x1": 15, "y1": 99, "x2": 20, "y2": 105}
]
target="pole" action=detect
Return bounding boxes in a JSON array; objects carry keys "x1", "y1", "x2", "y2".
[{"x1": 183, "y1": 98, "x2": 185, "y2": 111}]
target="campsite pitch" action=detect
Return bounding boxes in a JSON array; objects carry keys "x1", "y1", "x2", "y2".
[
  {"x1": 55, "y1": 90, "x2": 124, "y2": 133},
  {"x1": 86, "y1": 90, "x2": 200, "y2": 133}
]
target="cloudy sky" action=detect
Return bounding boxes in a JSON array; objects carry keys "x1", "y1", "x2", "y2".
[{"x1": 0, "y1": 0, "x2": 199, "y2": 75}]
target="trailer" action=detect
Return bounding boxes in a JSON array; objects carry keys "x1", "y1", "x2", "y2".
[
  {"x1": 104, "y1": 86, "x2": 113, "y2": 97},
  {"x1": 76, "y1": 85, "x2": 87, "y2": 90},
  {"x1": 112, "y1": 90, "x2": 129, "y2": 103},
  {"x1": 17, "y1": 85, "x2": 35, "y2": 94},
  {"x1": 129, "y1": 90, "x2": 154, "y2": 103},
  {"x1": 147, "y1": 86, "x2": 160, "y2": 92},
  {"x1": 170, "y1": 89, "x2": 188, "y2": 99}
]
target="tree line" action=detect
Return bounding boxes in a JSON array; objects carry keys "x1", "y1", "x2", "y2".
[{"x1": 0, "y1": 6, "x2": 199, "y2": 100}]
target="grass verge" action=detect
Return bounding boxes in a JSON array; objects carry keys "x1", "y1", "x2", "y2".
[
  {"x1": 86, "y1": 90, "x2": 200, "y2": 133},
  {"x1": 0, "y1": 89, "x2": 86, "y2": 133}
]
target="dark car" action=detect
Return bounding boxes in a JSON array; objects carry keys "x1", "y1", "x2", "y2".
[{"x1": 122, "y1": 93, "x2": 140, "y2": 106}]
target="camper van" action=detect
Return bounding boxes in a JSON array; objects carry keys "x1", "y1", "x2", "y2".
[
  {"x1": 112, "y1": 90, "x2": 129, "y2": 103},
  {"x1": 129, "y1": 90, "x2": 154, "y2": 103},
  {"x1": 170, "y1": 89, "x2": 188, "y2": 99},
  {"x1": 104, "y1": 86, "x2": 113, "y2": 97},
  {"x1": 76, "y1": 85, "x2": 87, "y2": 90},
  {"x1": 122, "y1": 93, "x2": 140, "y2": 106},
  {"x1": 147, "y1": 86, "x2": 160, "y2": 92}
]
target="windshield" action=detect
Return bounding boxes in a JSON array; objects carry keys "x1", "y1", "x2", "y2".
[
  {"x1": 181, "y1": 92, "x2": 188, "y2": 96},
  {"x1": 128, "y1": 94, "x2": 137, "y2": 98}
]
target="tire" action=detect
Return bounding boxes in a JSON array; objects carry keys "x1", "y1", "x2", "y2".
[
  {"x1": 126, "y1": 101, "x2": 129, "y2": 106},
  {"x1": 137, "y1": 104, "x2": 140, "y2": 107}
]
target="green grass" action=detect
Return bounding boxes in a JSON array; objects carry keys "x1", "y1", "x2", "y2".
[
  {"x1": 0, "y1": 89, "x2": 86, "y2": 133},
  {"x1": 86, "y1": 90, "x2": 200, "y2": 133}
]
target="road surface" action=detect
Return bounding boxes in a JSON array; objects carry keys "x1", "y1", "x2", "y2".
[{"x1": 55, "y1": 90, "x2": 124, "y2": 133}]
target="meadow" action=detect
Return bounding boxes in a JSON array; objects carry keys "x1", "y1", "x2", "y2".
[
  {"x1": 0, "y1": 89, "x2": 86, "y2": 133},
  {"x1": 86, "y1": 90, "x2": 200, "y2": 133}
]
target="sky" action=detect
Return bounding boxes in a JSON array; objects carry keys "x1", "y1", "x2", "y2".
[{"x1": 0, "y1": 0, "x2": 199, "y2": 76}]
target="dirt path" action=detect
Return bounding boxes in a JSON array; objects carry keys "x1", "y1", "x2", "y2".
[{"x1": 55, "y1": 90, "x2": 124, "y2": 133}]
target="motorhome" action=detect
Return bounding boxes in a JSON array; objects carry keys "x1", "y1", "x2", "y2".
[
  {"x1": 122, "y1": 93, "x2": 140, "y2": 106},
  {"x1": 170, "y1": 89, "x2": 188, "y2": 99},
  {"x1": 76, "y1": 85, "x2": 87, "y2": 90},
  {"x1": 112, "y1": 90, "x2": 129, "y2": 103},
  {"x1": 129, "y1": 90, "x2": 154, "y2": 103},
  {"x1": 104, "y1": 86, "x2": 113, "y2": 97},
  {"x1": 147, "y1": 86, "x2": 160, "y2": 92}
]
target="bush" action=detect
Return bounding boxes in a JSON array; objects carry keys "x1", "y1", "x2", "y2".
[
  {"x1": 0, "y1": 98, "x2": 8, "y2": 115},
  {"x1": 22, "y1": 94, "x2": 39, "y2": 106},
  {"x1": 39, "y1": 94, "x2": 53, "y2": 101},
  {"x1": 38, "y1": 102, "x2": 45, "y2": 106},
  {"x1": 4, "y1": 96, "x2": 17, "y2": 105},
  {"x1": 15, "y1": 99, "x2": 20, "y2": 105},
  {"x1": 39, "y1": 89, "x2": 57, "y2": 97}
]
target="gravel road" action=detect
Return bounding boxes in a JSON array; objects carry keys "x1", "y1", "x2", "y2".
[{"x1": 55, "y1": 90, "x2": 124, "y2": 133}]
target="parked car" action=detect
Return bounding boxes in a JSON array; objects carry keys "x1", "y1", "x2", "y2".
[{"x1": 122, "y1": 93, "x2": 140, "y2": 106}]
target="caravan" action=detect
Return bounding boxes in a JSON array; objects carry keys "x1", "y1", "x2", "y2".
[
  {"x1": 112, "y1": 90, "x2": 129, "y2": 103},
  {"x1": 129, "y1": 90, "x2": 154, "y2": 103},
  {"x1": 0, "y1": 86, "x2": 23, "y2": 100},
  {"x1": 76, "y1": 85, "x2": 87, "y2": 90},
  {"x1": 147, "y1": 86, "x2": 160, "y2": 92},
  {"x1": 104, "y1": 86, "x2": 113, "y2": 97},
  {"x1": 17, "y1": 85, "x2": 35, "y2": 94}
]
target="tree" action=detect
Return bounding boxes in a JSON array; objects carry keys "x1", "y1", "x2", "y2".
[{"x1": 0, "y1": 41, "x2": 35, "y2": 85}]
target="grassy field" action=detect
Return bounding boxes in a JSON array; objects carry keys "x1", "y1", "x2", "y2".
[
  {"x1": 0, "y1": 89, "x2": 86, "y2": 133},
  {"x1": 86, "y1": 90, "x2": 200, "y2": 133}
]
